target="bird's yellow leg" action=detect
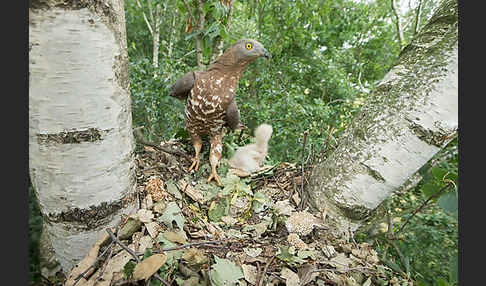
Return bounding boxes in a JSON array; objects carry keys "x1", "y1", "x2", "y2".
[
  {"x1": 207, "y1": 134, "x2": 222, "y2": 186},
  {"x1": 188, "y1": 135, "x2": 202, "y2": 172}
]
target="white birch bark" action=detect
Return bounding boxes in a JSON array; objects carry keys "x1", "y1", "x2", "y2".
[
  {"x1": 307, "y1": 0, "x2": 458, "y2": 233},
  {"x1": 29, "y1": 0, "x2": 136, "y2": 272}
]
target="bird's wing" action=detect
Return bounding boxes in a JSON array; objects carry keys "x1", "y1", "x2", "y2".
[
  {"x1": 225, "y1": 99, "x2": 245, "y2": 130},
  {"x1": 169, "y1": 70, "x2": 198, "y2": 100}
]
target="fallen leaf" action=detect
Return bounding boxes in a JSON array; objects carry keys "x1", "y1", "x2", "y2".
[
  {"x1": 241, "y1": 264, "x2": 258, "y2": 285},
  {"x1": 163, "y1": 231, "x2": 188, "y2": 244},
  {"x1": 145, "y1": 221, "x2": 160, "y2": 239},
  {"x1": 132, "y1": 253, "x2": 167, "y2": 281},
  {"x1": 221, "y1": 215, "x2": 238, "y2": 225},
  {"x1": 210, "y1": 256, "x2": 244, "y2": 286},
  {"x1": 280, "y1": 267, "x2": 300, "y2": 286},
  {"x1": 118, "y1": 218, "x2": 143, "y2": 240},
  {"x1": 137, "y1": 209, "x2": 154, "y2": 223},
  {"x1": 243, "y1": 247, "x2": 262, "y2": 258},
  {"x1": 64, "y1": 232, "x2": 110, "y2": 286},
  {"x1": 287, "y1": 233, "x2": 309, "y2": 249},
  {"x1": 182, "y1": 248, "x2": 209, "y2": 266},
  {"x1": 229, "y1": 168, "x2": 250, "y2": 177},
  {"x1": 179, "y1": 178, "x2": 206, "y2": 203},
  {"x1": 153, "y1": 201, "x2": 167, "y2": 214},
  {"x1": 275, "y1": 200, "x2": 294, "y2": 216},
  {"x1": 159, "y1": 202, "x2": 185, "y2": 230},
  {"x1": 298, "y1": 264, "x2": 318, "y2": 286},
  {"x1": 140, "y1": 193, "x2": 153, "y2": 210},
  {"x1": 166, "y1": 180, "x2": 182, "y2": 200}
]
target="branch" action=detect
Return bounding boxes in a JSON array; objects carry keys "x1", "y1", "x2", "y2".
[
  {"x1": 298, "y1": 130, "x2": 309, "y2": 210},
  {"x1": 106, "y1": 229, "x2": 170, "y2": 286},
  {"x1": 136, "y1": 238, "x2": 231, "y2": 255},
  {"x1": 135, "y1": 0, "x2": 154, "y2": 35},
  {"x1": 412, "y1": 0, "x2": 424, "y2": 36},
  {"x1": 395, "y1": 182, "x2": 453, "y2": 236},
  {"x1": 390, "y1": 0, "x2": 405, "y2": 48},
  {"x1": 133, "y1": 127, "x2": 192, "y2": 162}
]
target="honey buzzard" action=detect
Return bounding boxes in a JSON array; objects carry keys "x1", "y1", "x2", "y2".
[{"x1": 169, "y1": 38, "x2": 270, "y2": 185}]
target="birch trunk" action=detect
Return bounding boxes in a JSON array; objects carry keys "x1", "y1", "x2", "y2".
[
  {"x1": 29, "y1": 0, "x2": 137, "y2": 272},
  {"x1": 307, "y1": 0, "x2": 458, "y2": 233}
]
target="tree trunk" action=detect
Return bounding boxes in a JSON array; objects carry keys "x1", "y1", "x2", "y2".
[
  {"x1": 391, "y1": 0, "x2": 406, "y2": 48},
  {"x1": 153, "y1": 3, "x2": 161, "y2": 78},
  {"x1": 196, "y1": 0, "x2": 206, "y2": 69},
  {"x1": 307, "y1": 0, "x2": 458, "y2": 234},
  {"x1": 29, "y1": 0, "x2": 137, "y2": 272}
]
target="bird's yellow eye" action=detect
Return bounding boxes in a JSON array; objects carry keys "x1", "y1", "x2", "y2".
[{"x1": 245, "y1": 42, "x2": 253, "y2": 50}]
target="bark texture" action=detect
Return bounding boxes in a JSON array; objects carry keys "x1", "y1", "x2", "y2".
[
  {"x1": 29, "y1": 0, "x2": 136, "y2": 272},
  {"x1": 307, "y1": 0, "x2": 458, "y2": 233}
]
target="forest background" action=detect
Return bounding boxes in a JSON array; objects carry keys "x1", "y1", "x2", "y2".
[{"x1": 29, "y1": 0, "x2": 458, "y2": 285}]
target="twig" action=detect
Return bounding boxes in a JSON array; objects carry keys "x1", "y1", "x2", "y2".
[
  {"x1": 312, "y1": 266, "x2": 375, "y2": 273},
  {"x1": 258, "y1": 256, "x2": 275, "y2": 286},
  {"x1": 106, "y1": 229, "x2": 170, "y2": 286},
  {"x1": 298, "y1": 130, "x2": 309, "y2": 210},
  {"x1": 72, "y1": 240, "x2": 115, "y2": 286},
  {"x1": 394, "y1": 182, "x2": 453, "y2": 236},
  {"x1": 255, "y1": 262, "x2": 262, "y2": 286},
  {"x1": 133, "y1": 127, "x2": 191, "y2": 162},
  {"x1": 142, "y1": 238, "x2": 231, "y2": 256}
]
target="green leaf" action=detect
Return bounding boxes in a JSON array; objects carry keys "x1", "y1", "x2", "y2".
[
  {"x1": 210, "y1": 256, "x2": 244, "y2": 286},
  {"x1": 123, "y1": 260, "x2": 137, "y2": 279},
  {"x1": 208, "y1": 197, "x2": 229, "y2": 222},
  {"x1": 437, "y1": 192, "x2": 458, "y2": 213},
  {"x1": 159, "y1": 202, "x2": 185, "y2": 230},
  {"x1": 166, "y1": 180, "x2": 182, "y2": 200}
]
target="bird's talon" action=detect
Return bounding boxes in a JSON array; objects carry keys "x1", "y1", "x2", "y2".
[
  {"x1": 188, "y1": 158, "x2": 200, "y2": 172},
  {"x1": 207, "y1": 172, "x2": 222, "y2": 186}
]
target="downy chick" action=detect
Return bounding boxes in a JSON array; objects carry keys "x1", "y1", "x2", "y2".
[{"x1": 229, "y1": 124, "x2": 273, "y2": 173}]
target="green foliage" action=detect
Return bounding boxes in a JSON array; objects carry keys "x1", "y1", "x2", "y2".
[
  {"x1": 361, "y1": 138, "x2": 458, "y2": 285},
  {"x1": 28, "y1": 184, "x2": 43, "y2": 283},
  {"x1": 126, "y1": 0, "x2": 404, "y2": 162}
]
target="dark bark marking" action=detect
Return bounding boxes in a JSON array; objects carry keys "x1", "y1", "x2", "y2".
[
  {"x1": 45, "y1": 193, "x2": 136, "y2": 230},
  {"x1": 37, "y1": 128, "x2": 111, "y2": 144}
]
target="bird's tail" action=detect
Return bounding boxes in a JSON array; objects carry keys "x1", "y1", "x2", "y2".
[{"x1": 254, "y1": 124, "x2": 273, "y2": 150}]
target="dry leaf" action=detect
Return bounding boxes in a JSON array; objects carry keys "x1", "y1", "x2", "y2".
[
  {"x1": 241, "y1": 264, "x2": 258, "y2": 285},
  {"x1": 65, "y1": 232, "x2": 110, "y2": 286},
  {"x1": 133, "y1": 253, "x2": 167, "y2": 281},
  {"x1": 229, "y1": 168, "x2": 250, "y2": 177},
  {"x1": 163, "y1": 231, "x2": 188, "y2": 244},
  {"x1": 287, "y1": 233, "x2": 309, "y2": 249},
  {"x1": 137, "y1": 209, "x2": 154, "y2": 223},
  {"x1": 178, "y1": 179, "x2": 206, "y2": 203},
  {"x1": 243, "y1": 247, "x2": 262, "y2": 258},
  {"x1": 145, "y1": 221, "x2": 161, "y2": 239},
  {"x1": 182, "y1": 248, "x2": 209, "y2": 265},
  {"x1": 274, "y1": 200, "x2": 294, "y2": 216},
  {"x1": 280, "y1": 267, "x2": 300, "y2": 286},
  {"x1": 221, "y1": 216, "x2": 238, "y2": 225}
]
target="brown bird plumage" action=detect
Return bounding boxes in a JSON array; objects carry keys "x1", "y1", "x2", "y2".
[{"x1": 169, "y1": 38, "x2": 270, "y2": 185}]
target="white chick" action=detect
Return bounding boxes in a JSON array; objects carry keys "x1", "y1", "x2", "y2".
[{"x1": 229, "y1": 123, "x2": 273, "y2": 173}]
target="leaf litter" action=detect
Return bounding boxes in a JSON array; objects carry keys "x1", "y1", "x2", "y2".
[{"x1": 63, "y1": 140, "x2": 406, "y2": 285}]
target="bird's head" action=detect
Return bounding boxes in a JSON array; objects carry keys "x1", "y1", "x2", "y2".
[{"x1": 229, "y1": 38, "x2": 271, "y2": 63}]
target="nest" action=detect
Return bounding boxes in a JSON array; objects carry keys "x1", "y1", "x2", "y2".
[{"x1": 60, "y1": 138, "x2": 405, "y2": 286}]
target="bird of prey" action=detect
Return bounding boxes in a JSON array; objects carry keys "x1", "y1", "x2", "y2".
[
  {"x1": 169, "y1": 38, "x2": 270, "y2": 185},
  {"x1": 229, "y1": 123, "x2": 273, "y2": 173}
]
